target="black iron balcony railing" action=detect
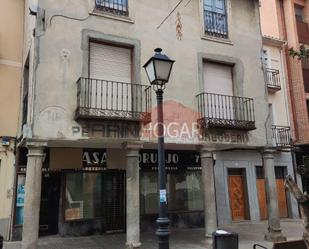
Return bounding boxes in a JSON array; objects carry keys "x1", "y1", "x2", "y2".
[
  {"x1": 197, "y1": 92, "x2": 255, "y2": 130},
  {"x1": 264, "y1": 68, "x2": 281, "y2": 90},
  {"x1": 272, "y1": 125, "x2": 292, "y2": 148},
  {"x1": 204, "y1": 10, "x2": 228, "y2": 38},
  {"x1": 75, "y1": 77, "x2": 151, "y2": 122},
  {"x1": 95, "y1": 0, "x2": 128, "y2": 16}
]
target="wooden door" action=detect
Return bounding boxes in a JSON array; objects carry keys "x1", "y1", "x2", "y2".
[
  {"x1": 276, "y1": 179, "x2": 288, "y2": 218},
  {"x1": 228, "y1": 174, "x2": 246, "y2": 221},
  {"x1": 256, "y1": 179, "x2": 268, "y2": 220}
]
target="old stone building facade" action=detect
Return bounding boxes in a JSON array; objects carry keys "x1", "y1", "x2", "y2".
[{"x1": 13, "y1": 0, "x2": 300, "y2": 248}]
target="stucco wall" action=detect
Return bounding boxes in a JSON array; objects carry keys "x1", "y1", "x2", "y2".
[
  {"x1": 259, "y1": 0, "x2": 280, "y2": 39},
  {"x1": 0, "y1": 141, "x2": 16, "y2": 239},
  {"x1": 26, "y1": 0, "x2": 268, "y2": 147},
  {"x1": 264, "y1": 45, "x2": 290, "y2": 127},
  {"x1": 0, "y1": 0, "x2": 24, "y2": 137}
]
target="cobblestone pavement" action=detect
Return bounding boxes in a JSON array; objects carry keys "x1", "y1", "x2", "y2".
[{"x1": 4, "y1": 219, "x2": 304, "y2": 249}]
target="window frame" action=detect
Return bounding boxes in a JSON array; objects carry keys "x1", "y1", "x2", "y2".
[
  {"x1": 202, "y1": 0, "x2": 229, "y2": 39},
  {"x1": 90, "y1": 0, "x2": 134, "y2": 23},
  {"x1": 95, "y1": 0, "x2": 129, "y2": 17}
]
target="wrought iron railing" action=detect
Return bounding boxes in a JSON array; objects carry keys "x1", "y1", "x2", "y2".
[
  {"x1": 204, "y1": 10, "x2": 228, "y2": 38},
  {"x1": 264, "y1": 68, "x2": 281, "y2": 90},
  {"x1": 95, "y1": 0, "x2": 128, "y2": 16},
  {"x1": 272, "y1": 125, "x2": 292, "y2": 148},
  {"x1": 197, "y1": 92, "x2": 255, "y2": 130},
  {"x1": 76, "y1": 77, "x2": 151, "y2": 122}
]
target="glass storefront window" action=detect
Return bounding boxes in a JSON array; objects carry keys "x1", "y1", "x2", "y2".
[
  {"x1": 15, "y1": 174, "x2": 26, "y2": 225},
  {"x1": 65, "y1": 173, "x2": 102, "y2": 221},
  {"x1": 140, "y1": 171, "x2": 203, "y2": 214}
]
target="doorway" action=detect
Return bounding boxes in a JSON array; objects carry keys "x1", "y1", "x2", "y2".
[
  {"x1": 255, "y1": 166, "x2": 288, "y2": 220},
  {"x1": 39, "y1": 173, "x2": 61, "y2": 236},
  {"x1": 103, "y1": 171, "x2": 126, "y2": 232},
  {"x1": 228, "y1": 168, "x2": 249, "y2": 221}
]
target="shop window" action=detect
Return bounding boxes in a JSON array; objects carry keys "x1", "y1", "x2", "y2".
[
  {"x1": 15, "y1": 174, "x2": 26, "y2": 225},
  {"x1": 140, "y1": 171, "x2": 203, "y2": 214},
  {"x1": 65, "y1": 173, "x2": 102, "y2": 221}
]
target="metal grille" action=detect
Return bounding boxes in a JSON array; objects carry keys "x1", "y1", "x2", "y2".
[
  {"x1": 75, "y1": 77, "x2": 151, "y2": 122},
  {"x1": 103, "y1": 171, "x2": 125, "y2": 232},
  {"x1": 196, "y1": 92, "x2": 255, "y2": 130},
  {"x1": 204, "y1": 10, "x2": 228, "y2": 38},
  {"x1": 272, "y1": 125, "x2": 292, "y2": 148},
  {"x1": 95, "y1": 0, "x2": 128, "y2": 16},
  {"x1": 256, "y1": 166, "x2": 264, "y2": 179},
  {"x1": 264, "y1": 68, "x2": 281, "y2": 90},
  {"x1": 275, "y1": 166, "x2": 286, "y2": 179}
]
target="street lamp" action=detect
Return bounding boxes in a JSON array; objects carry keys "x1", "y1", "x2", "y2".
[{"x1": 143, "y1": 48, "x2": 175, "y2": 249}]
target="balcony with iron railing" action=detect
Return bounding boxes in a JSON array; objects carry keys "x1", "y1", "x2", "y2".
[
  {"x1": 75, "y1": 77, "x2": 152, "y2": 122},
  {"x1": 264, "y1": 68, "x2": 281, "y2": 91},
  {"x1": 297, "y1": 20, "x2": 309, "y2": 44},
  {"x1": 272, "y1": 125, "x2": 292, "y2": 148},
  {"x1": 196, "y1": 92, "x2": 255, "y2": 130},
  {"x1": 95, "y1": 0, "x2": 128, "y2": 16},
  {"x1": 204, "y1": 10, "x2": 228, "y2": 38}
]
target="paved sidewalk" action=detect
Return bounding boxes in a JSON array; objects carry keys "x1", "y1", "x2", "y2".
[{"x1": 4, "y1": 219, "x2": 304, "y2": 249}]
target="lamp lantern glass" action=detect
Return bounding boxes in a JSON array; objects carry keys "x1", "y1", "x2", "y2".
[{"x1": 143, "y1": 48, "x2": 175, "y2": 86}]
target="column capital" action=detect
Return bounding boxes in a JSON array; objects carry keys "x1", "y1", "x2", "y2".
[
  {"x1": 262, "y1": 147, "x2": 276, "y2": 159},
  {"x1": 197, "y1": 145, "x2": 215, "y2": 159},
  {"x1": 26, "y1": 140, "x2": 47, "y2": 158},
  {"x1": 122, "y1": 141, "x2": 143, "y2": 150}
]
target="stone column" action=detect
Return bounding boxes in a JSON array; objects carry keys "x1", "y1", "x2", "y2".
[
  {"x1": 123, "y1": 142, "x2": 143, "y2": 249},
  {"x1": 200, "y1": 146, "x2": 217, "y2": 240},
  {"x1": 262, "y1": 148, "x2": 286, "y2": 242},
  {"x1": 22, "y1": 141, "x2": 47, "y2": 249}
]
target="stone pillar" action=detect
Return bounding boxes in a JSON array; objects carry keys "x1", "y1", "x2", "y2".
[
  {"x1": 262, "y1": 148, "x2": 286, "y2": 242},
  {"x1": 22, "y1": 141, "x2": 47, "y2": 249},
  {"x1": 200, "y1": 146, "x2": 217, "y2": 240},
  {"x1": 123, "y1": 142, "x2": 143, "y2": 248}
]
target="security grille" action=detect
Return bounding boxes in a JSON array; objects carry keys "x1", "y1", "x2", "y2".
[{"x1": 103, "y1": 171, "x2": 126, "y2": 232}]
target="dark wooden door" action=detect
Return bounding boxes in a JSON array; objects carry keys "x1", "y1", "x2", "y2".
[
  {"x1": 102, "y1": 171, "x2": 126, "y2": 233},
  {"x1": 228, "y1": 173, "x2": 247, "y2": 221}
]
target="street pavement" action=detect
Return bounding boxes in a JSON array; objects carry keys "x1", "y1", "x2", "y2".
[{"x1": 4, "y1": 219, "x2": 304, "y2": 249}]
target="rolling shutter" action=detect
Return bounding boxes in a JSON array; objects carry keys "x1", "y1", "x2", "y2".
[
  {"x1": 89, "y1": 42, "x2": 132, "y2": 83},
  {"x1": 88, "y1": 42, "x2": 132, "y2": 111}
]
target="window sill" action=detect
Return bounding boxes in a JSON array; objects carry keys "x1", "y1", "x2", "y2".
[
  {"x1": 90, "y1": 10, "x2": 134, "y2": 24},
  {"x1": 201, "y1": 35, "x2": 233, "y2": 45}
]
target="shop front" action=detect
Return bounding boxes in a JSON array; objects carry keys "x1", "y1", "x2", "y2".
[
  {"x1": 139, "y1": 150, "x2": 204, "y2": 231},
  {"x1": 12, "y1": 147, "x2": 204, "y2": 240}
]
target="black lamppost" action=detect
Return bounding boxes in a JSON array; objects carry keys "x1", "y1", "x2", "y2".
[{"x1": 143, "y1": 48, "x2": 175, "y2": 249}]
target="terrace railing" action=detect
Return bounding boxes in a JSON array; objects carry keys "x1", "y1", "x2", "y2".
[
  {"x1": 75, "y1": 77, "x2": 151, "y2": 122},
  {"x1": 197, "y1": 92, "x2": 255, "y2": 130},
  {"x1": 264, "y1": 68, "x2": 281, "y2": 91},
  {"x1": 204, "y1": 10, "x2": 228, "y2": 38}
]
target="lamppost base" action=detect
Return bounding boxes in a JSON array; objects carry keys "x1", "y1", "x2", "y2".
[{"x1": 156, "y1": 217, "x2": 170, "y2": 249}]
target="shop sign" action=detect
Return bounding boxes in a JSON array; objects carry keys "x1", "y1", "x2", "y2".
[
  {"x1": 203, "y1": 131, "x2": 249, "y2": 144},
  {"x1": 78, "y1": 122, "x2": 140, "y2": 139},
  {"x1": 82, "y1": 149, "x2": 107, "y2": 170},
  {"x1": 139, "y1": 150, "x2": 201, "y2": 172}
]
